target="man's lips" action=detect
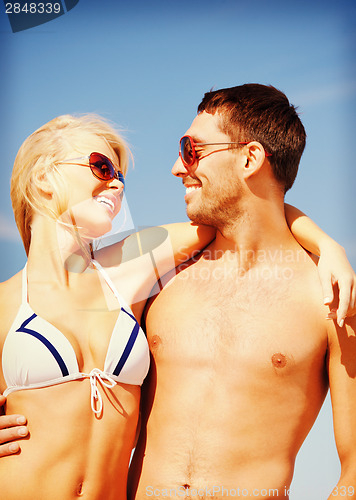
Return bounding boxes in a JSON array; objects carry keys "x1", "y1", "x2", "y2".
[{"x1": 184, "y1": 183, "x2": 202, "y2": 198}]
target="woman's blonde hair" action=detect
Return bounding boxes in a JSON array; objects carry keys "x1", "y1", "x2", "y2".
[{"x1": 10, "y1": 114, "x2": 130, "y2": 255}]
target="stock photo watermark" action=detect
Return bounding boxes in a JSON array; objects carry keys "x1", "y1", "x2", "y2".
[
  {"x1": 177, "y1": 246, "x2": 310, "y2": 283},
  {"x1": 145, "y1": 484, "x2": 355, "y2": 497},
  {"x1": 146, "y1": 485, "x2": 283, "y2": 497},
  {"x1": 2, "y1": 0, "x2": 79, "y2": 32}
]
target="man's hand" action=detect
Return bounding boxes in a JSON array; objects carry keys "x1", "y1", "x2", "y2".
[
  {"x1": 318, "y1": 242, "x2": 356, "y2": 327},
  {"x1": 0, "y1": 395, "x2": 28, "y2": 457}
]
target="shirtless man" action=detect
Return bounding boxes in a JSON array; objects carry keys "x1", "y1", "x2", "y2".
[
  {"x1": 1, "y1": 84, "x2": 356, "y2": 497},
  {"x1": 128, "y1": 84, "x2": 356, "y2": 499}
]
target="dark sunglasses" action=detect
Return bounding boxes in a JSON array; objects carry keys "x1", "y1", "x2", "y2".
[
  {"x1": 179, "y1": 135, "x2": 272, "y2": 171},
  {"x1": 57, "y1": 152, "x2": 125, "y2": 187}
]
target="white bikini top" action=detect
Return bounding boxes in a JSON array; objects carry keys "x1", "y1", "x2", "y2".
[{"x1": 1, "y1": 260, "x2": 150, "y2": 414}]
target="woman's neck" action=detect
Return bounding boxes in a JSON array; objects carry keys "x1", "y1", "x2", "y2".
[{"x1": 27, "y1": 214, "x2": 93, "y2": 285}]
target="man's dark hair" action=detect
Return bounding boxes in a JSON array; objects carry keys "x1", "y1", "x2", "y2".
[{"x1": 197, "y1": 84, "x2": 306, "y2": 193}]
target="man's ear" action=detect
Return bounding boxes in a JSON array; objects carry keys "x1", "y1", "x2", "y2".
[{"x1": 242, "y1": 142, "x2": 268, "y2": 180}]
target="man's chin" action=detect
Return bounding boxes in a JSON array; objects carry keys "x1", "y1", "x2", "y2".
[{"x1": 186, "y1": 207, "x2": 210, "y2": 226}]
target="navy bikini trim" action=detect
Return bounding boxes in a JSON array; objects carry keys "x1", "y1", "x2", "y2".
[
  {"x1": 112, "y1": 308, "x2": 140, "y2": 377},
  {"x1": 15, "y1": 309, "x2": 141, "y2": 380},
  {"x1": 16, "y1": 313, "x2": 70, "y2": 377}
]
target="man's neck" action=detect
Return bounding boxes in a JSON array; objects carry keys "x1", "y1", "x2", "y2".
[{"x1": 210, "y1": 200, "x2": 300, "y2": 268}]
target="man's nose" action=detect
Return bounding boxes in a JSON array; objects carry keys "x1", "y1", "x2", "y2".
[{"x1": 171, "y1": 156, "x2": 187, "y2": 178}]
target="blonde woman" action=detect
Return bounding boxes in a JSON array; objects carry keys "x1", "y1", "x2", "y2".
[{"x1": 0, "y1": 114, "x2": 354, "y2": 499}]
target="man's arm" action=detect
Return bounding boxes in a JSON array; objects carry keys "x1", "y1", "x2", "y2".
[
  {"x1": 327, "y1": 315, "x2": 356, "y2": 498},
  {"x1": 285, "y1": 204, "x2": 356, "y2": 326},
  {"x1": 0, "y1": 395, "x2": 28, "y2": 457}
]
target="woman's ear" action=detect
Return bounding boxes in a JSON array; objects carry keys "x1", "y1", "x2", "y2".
[
  {"x1": 32, "y1": 170, "x2": 54, "y2": 197},
  {"x1": 242, "y1": 141, "x2": 268, "y2": 179}
]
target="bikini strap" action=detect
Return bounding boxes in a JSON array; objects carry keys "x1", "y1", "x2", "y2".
[
  {"x1": 21, "y1": 262, "x2": 28, "y2": 304},
  {"x1": 91, "y1": 259, "x2": 130, "y2": 311}
]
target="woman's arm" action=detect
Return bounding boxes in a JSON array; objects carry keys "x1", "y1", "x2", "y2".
[
  {"x1": 159, "y1": 222, "x2": 216, "y2": 266},
  {"x1": 285, "y1": 203, "x2": 356, "y2": 326},
  {"x1": 125, "y1": 222, "x2": 215, "y2": 286},
  {"x1": 96, "y1": 222, "x2": 216, "y2": 297}
]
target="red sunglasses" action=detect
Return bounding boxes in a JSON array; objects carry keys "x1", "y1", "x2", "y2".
[
  {"x1": 57, "y1": 152, "x2": 125, "y2": 187},
  {"x1": 179, "y1": 135, "x2": 272, "y2": 171}
]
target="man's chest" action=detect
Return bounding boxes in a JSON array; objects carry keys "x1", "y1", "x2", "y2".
[{"x1": 145, "y1": 260, "x2": 328, "y2": 377}]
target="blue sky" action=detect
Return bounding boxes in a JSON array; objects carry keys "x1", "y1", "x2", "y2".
[{"x1": 0, "y1": 0, "x2": 355, "y2": 497}]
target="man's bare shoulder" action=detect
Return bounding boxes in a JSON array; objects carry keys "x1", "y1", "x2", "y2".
[
  {"x1": 290, "y1": 249, "x2": 330, "y2": 308},
  {"x1": 327, "y1": 311, "x2": 356, "y2": 351},
  {"x1": 143, "y1": 253, "x2": 201, "y2": 324},
  {"x1": 296, "y1": 251, "x2": 356, "y2": 349}
]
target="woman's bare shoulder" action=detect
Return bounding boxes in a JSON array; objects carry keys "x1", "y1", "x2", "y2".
[
  {"x1": 0, "y1": 271, "x2": 23, "y2": 334},
  {"x1": 0, "y1": 270, "x2": 22, "y2": 292}
]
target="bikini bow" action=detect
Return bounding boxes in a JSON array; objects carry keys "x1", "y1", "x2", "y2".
[{"x1": 89, "y1": 368, "x2": 117, "y2": 415}]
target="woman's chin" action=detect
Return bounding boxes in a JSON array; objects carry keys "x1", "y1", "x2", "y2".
[
  {"x1": 74, "y1": 217, "x2": 112, "y2": 242},
  {"x1": 87, "y1": 224, "x2": 113, "y2": 241}
]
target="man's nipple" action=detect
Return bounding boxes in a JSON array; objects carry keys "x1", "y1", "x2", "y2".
[
  {"x1": 271, "y1": 352, "x2": 287, "y2": 368},
  {"x1": 150, "y1": 335, "x2": 162, "y2": 350}
]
